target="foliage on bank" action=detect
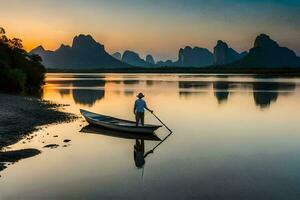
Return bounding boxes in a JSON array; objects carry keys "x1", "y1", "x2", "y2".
[{"x1": 0, "y1": 27, "x2": 45, "y2": 93}]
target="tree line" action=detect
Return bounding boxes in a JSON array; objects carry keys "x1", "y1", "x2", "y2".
[{"x1": 0, "y1": 27, "x2": 45, "y2": 93}]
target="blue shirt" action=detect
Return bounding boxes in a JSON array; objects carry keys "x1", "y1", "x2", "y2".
[{"x1": 134, "y1": 99, "x2": 147, "y2": 113}]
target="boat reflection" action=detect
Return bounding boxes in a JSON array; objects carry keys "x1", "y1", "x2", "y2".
[
  {"x1": 80, "y1": 125, "x2": 173, "y2": 169},
  {"x1": 80, "y1": 125, "x2": 161, "y2": 141}
]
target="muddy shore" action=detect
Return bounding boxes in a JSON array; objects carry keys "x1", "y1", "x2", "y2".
[
  {"x1": 0, "y1": 93, "x2": 76, "y2": 172},
  {"x1": 0, "y1": 93, "x2": 76, "y2": 149}
]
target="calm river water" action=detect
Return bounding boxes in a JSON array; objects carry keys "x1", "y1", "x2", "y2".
[{"x1": 1, "y1": 73, "x2": 300, "y2": 200}]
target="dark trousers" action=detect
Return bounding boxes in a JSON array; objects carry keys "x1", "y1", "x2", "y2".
[{"x1": 135, "y1": 112, "x2": 145, "y2": 126}]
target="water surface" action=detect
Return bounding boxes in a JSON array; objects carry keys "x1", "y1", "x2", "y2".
[{"x1": 1, "y1": 73, "x2": 300, "y2": 200}]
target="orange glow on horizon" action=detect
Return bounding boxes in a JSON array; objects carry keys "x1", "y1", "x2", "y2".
[{"x1": 1, "y1": 0, "x2": 300, "y2": 60}]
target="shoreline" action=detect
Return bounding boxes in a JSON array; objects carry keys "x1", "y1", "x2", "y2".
[
  {"x1": 0, "y1": 93, "x2": 76, "y2": 172},
  {"x1": 46, "y1": 67, "x2": 300, "y2": 77},
  {"x1": 0, "y1": 93, "x2": 76, "y2": 149}
]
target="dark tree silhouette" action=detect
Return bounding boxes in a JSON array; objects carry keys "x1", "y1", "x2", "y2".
[
  {"x1": 0, "y1": 27, "x2": 45, "y2": 93},
  {"x1": 29, "y1": 54, "x2": 43, "y2": 63},
  {"x1": 0, "y1": 27, "x2": 8, "y2": 43},
  {"x1": 9, "y1": 38, "x2": 23, "y2": 50},
  {"x1": 0, "y1": 27, "x2": 5, "y2": 34}
]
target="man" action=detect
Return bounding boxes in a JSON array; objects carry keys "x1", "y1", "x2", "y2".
[{"x1": 134, "y1": 93, "x2": 153, "y2": 126}]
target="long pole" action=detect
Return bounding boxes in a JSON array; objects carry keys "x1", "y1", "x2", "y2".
[
  {"x1": 151, "y1": 112, "x2": 172, "y2": 133},
  {"x1": 144, "y1": 130, "x2": 173, "y2": 158},
  {"x1": 144, "y1": 112, "x2": 173, "y2": 158}
]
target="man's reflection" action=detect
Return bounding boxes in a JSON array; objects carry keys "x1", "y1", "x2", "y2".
[
  {"x1": 132, "y1": 130, "x2": 173, "y2": 169},
  {"x1": 133, "y1": 139, "x2": 145, "y2": 168}
]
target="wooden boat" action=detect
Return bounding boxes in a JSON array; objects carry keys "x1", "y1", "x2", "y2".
[
  {"x1": 80, "y1": 125, "x2": 161, "y2": 141},
  {"x1": 80, "y1": 109, "x2": 162, "y2": 134}
]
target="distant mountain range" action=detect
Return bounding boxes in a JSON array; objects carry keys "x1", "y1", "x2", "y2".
[
  {"x1": 30, "y1": 33, "x2": 300, "y2": 69},
  {"x1": 156, "y1": 47, "x2": 213, "y2": 67},
  {"x1": 156, "y1": 44, "x2": 244, "y2": 67},
  {"x1": 146, "y1": 55, "x2": 155, "y2": 64},
  {"x1": 232, "y1": 34, "x2": 300, "y2": 68},
  {"x1": 213, "y1": 40, "x2": 247, "y2": 65},
  {"x1": 121, "y1": 50, "x2": 155, "y2": 67},
  {"x1": 111, "y1": 51, "x2": 156, "y2": 67},
  {"x1": 156, "y1": 34, "x2": 300, "y2": 68},
  {"x1": 176, "y1": 46, "x2": 214, "y2": 67},
  {"x1": 112, "y1": 52, "x2": 121, "y2": 60},
  {"x1": 30, "y1": 34, "x2": 130, "y2": 69}
]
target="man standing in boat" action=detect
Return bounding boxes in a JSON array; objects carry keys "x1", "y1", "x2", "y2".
[{"x1": 134, "y1": 93, "x2": 153, "y2": 126}]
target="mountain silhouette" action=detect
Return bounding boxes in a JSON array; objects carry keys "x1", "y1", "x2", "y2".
[
  {"x1": 121, "y1": 50, "x2": 154, "y2": 67},
  {"x1": 175, "y1": 46, "x2": 213, "y2": 67},
  {"x1": 30, "y1": 33, "x2": 300, "y2": 69},
  {"x1": 213, "y1": 40, "x2": 247, "y2": 65},
  {"x1": 146, "y1": 54, "x2": 155, "y2": 64},
  {"x1": 30, "y1": 34, "x2": 130, "y2": 69},
  {"x1": 112, "y1": 52, "x2": 122, "y2": 60},
  {"x1": 156, "y1": 60, "x2": 174, "y2": 66},
  {"x1": 233, "y1": 34, "x2": 300, "y2": 68}
]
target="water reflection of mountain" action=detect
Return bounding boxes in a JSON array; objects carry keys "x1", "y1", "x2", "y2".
[
  {"x1": 56, "y1": 79, "x2": 106, "y2": 106},
  {"x1": 177, "y1": 80, "x2": 296, "y2": 108},
  {"x1": 253, "y1": 82, "x2": 295, "y2": 109},
  {"x1": 122, "y1": 80, "x2": 140, "y2": 85},
  {"x1": 58, "y1": 88, "x2": 71, "y2": 97},
  {"x1": 179, "y1": 81, "x2": 210, "y2": 89},
  {"x1": 178, "y1": 81, "x2": 210, "y2": 97},
  {"x1": 146, "y1": 80, "x2": 154, "y2": 86},
  {"x1": 124, "y1": 90, "x2": 134, "y2": 96},
  {"x1": 213, "y1": 82, "x2": 229, "y2": 103},
  {"x1": 72, "y1": 80, "x2": 106, "y2": 106},
  {"x1": 120, "y1": 80, "x2": 140, "y2": 96},
  {"x1": 106, "y1": 80, "x2": 122, "y2": 84},
  {"x1": 179, "y1": 91, "x2": 207, "y2": 97}
]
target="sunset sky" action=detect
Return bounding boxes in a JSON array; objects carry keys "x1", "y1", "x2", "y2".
[{"x1": 1, "y1": 0, "x2": 299, "y2": 61}]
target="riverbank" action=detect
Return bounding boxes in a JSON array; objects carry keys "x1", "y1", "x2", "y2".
[
  {"x1": 0, "y1": 93, "x2": 76, "y2": 172},
  {"x1": 0, "y1": 93, "x2": 76, "y2": 148}
]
